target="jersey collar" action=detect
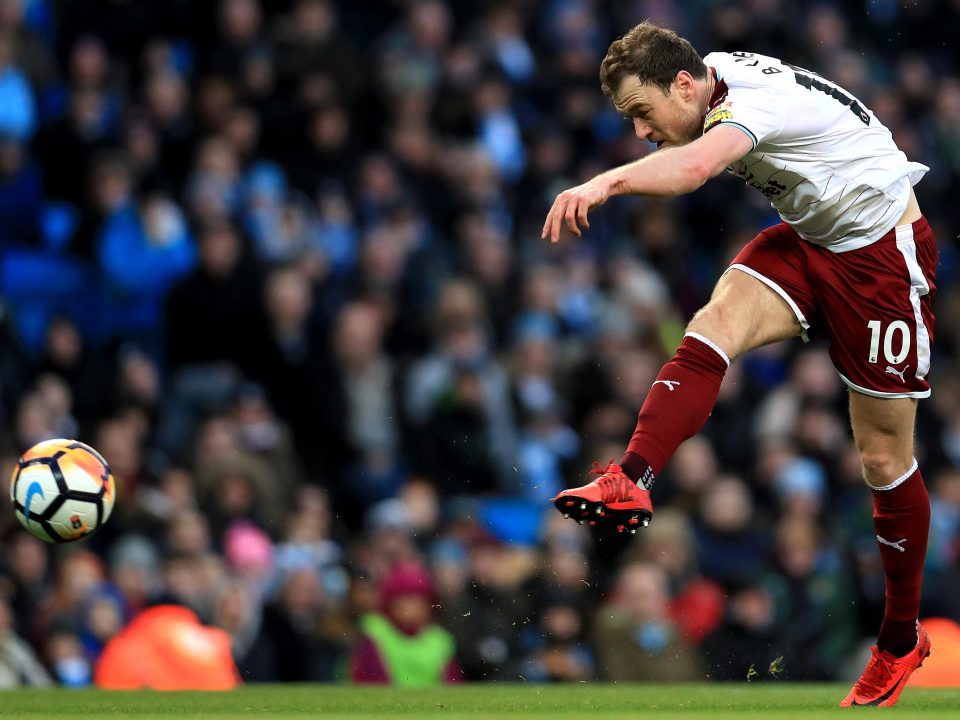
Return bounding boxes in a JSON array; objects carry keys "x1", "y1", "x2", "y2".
[{"x1": 707, "y1": 67, "x2": 729, "y2": 109}]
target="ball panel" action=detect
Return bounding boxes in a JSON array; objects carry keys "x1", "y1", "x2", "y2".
[
  {"x1": 13, "y1": 507, "x2": 57, "y2": 542},
  {"x1": 66, "y1": 441, "x2": 110, "y2": 469},
  {"x1": 48, "y1": 497, "x2": 100, "y2": 541},
  {"x1": 20, "y1": 439, "x2": 75, "y2": 462},
  {"x1": 101, "y1": 475, "x2": 116, "y2": 522},
  {"x1": 12, "y1": 463, "x2": 59, "y2": 518},
  {"x1": 60, "y1": 454, "x2": 104, "y2": 494}
]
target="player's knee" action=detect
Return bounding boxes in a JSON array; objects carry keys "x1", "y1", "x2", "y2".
[
  {"x1": 687, "y1": 304, "x2": 743, "y2": 358},
  {"x1": 859, "y1": 447, "x2": 906, "y2": 486}
]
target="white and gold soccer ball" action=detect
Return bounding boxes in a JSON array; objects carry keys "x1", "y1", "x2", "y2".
[{"x1": 10, "y1": 439, "x2": 116, "y2": 543}]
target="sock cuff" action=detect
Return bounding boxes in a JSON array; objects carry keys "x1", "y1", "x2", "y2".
[
  {"x1": 683, "y1": 332, "x2": 731, "y2": 368},
  {"x1": 871, "y1": 458, "x2": 919, "y2": 491}
]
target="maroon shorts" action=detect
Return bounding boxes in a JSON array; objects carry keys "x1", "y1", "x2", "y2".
[{"x1": 725, "y1": 218, "x2": 937, "y2": 398}]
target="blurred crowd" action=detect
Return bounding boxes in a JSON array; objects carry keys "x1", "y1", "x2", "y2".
[{"x1": 0, "y1": 0, "x2": 959, "y2": 688}]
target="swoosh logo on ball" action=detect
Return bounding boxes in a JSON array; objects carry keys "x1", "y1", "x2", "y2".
[{"x1": 24, "y1": 481, "x2": 44, "y2": 522}]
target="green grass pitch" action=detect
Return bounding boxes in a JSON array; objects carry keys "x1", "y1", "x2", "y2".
[{"x1": 3, "y1": 684, "x2": 960, "y2": 719}]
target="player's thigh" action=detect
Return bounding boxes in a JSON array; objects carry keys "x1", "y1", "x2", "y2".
[
  {"x1": 848, "y1": 391, "x2": 917, "y2": 486},
  {"x1": 688, "y1": 224, "x2": 810, "y2": 359},
  {"x1": 814, "y1": 219, "x2": 937, "y2": 399}
]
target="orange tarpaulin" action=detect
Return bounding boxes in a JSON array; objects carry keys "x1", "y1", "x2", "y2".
[
  {"x1": 911, "y1": 617, "x2": 960, "y2": 688},
  {"x1": 94, "y1": 605, "x2": 240, "y2": 690}
]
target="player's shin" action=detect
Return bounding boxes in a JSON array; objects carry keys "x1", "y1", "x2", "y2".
[
  {"x1": 871, "y1": 462, "x2": 930, "y2": 657},
  {"x1": 620, "y1": 332, "x2": 729, "y2": 488}
]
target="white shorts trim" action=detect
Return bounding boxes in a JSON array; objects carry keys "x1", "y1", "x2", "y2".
[
  {"x1": 894, "y1": 225, "x2": 931, "y2": 379},
  {"x1": 684, "y1": 332, "x2": 730, "y2": 367},
  {"x1": 724, "y1": 263, "x2": 810, "y2": 341},
  {"x1": 838, "y1": 372, "x2": 931, "y2": 399},
  {"x1": 870, "y1": 458, "x2": 919, "y2": 491}
]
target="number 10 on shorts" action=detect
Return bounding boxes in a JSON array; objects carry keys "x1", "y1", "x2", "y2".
[{"x1": 867, "y1": 320, "x2": 910, "y2": 364}]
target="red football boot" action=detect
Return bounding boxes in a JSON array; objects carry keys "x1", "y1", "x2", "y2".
[
  {"x1": 839, "y1": 623, "x2": 931, "y2": 707},
  {"x1": 552, "y1": 461, "x2": 653, "y2": 533}
]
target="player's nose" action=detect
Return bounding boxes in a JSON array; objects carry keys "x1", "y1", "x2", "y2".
[{"x1": 633, "y1": 118, "x2": 652, "y2": 141}]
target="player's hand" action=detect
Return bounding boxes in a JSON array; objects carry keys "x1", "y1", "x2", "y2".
[{"x1": 541, "y1": 177, "x2": 612, "y2": 243}]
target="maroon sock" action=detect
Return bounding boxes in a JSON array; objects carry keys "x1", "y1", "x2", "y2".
[
  {"x1": 872, "y1": 462, "x2": 930, "y2": 657},
  {"x1": 619, "y1": 333, "x2": 729, "y2": 488}
]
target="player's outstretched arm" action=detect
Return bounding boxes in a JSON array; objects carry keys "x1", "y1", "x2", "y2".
[{"x1": 541, "y1": 125, "x2": 753, "y2": 243}]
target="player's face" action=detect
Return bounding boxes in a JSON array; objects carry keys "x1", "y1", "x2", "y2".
[{"x1": 612, "y1": 73, "x2": 704, "y2": 149}]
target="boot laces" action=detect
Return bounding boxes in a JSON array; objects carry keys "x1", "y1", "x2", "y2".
[{"x1": 588, "y1": 460, "x2": 634, "y2": 504}]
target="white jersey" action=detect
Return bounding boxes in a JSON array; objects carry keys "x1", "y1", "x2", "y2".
[{"x1": 702, "y1": 51, "x2": 927, "y2": 252}]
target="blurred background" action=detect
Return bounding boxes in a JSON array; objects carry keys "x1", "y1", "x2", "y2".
[{"x1": 0, "y1": 0, "x2": 958, "y2": 688}]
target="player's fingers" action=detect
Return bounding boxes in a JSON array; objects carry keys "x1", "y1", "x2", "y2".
[
  {"x1": 549, "y1": 199, "x2": 567, "y2": 243},
  {"x1": 541, "y1": 201, "x2": 557, "y2": 240},
  {"x1": 565, "y1": 199, "x2": 582, "y2": 237},
  {"x1": 544, "y1": 197, "x2": 566, "y2": 242},
  {"x1": 577, "y1": 200, "x2": 590, "y2": 230}
]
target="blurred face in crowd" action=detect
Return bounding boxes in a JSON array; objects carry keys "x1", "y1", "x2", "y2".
[
  {"x1": 670, "y1": 436, "x2": 718, "y2": 495},
  {"x1": 729, "y1": 585, "x2": 776, "y2": 630},
  {"x1": 309, "y1": 105, "x2": 349, "y2": 154},
  {"x1": 0, "y1": 597, "x2": 10, "y2": 638},
  {"x1": 85, "y1": 595, "x2": 123, "y2": 643},
  {"x1": 57, "y1": 551, "x2": 104, "y2": 604},
  {"x1": 214, "y1": 581, "x2": 253, "y2": 635},
  {"x1": 294, "y1": 485, "x2": 331, "y2": 535},
  {"x1": 196, "y1": 136, "x2": 239, "y2": 178},
  {"x1": 701, "y1": 476, "x2": 754, "y2": 534},
  {"x1": 70, "y1": 36, "x2": 109, "y2": 87},
  {"x1": 111, "y1": 561, "x2": 153, "y2": 606},
  {"x1": 16, "y1": 392, "x2": 55, "y2": 448},
  {"x1": 90, "y1": 158, "x2": 132, "y2": 212},
  {"x1": 281, "y1": 568, "x2": 323, "y2": 617},
  {"x1": 47, "y1": 319, "x2": 83, "y2": 367},
  {"x1": 0, "y1": 139, "x2": 23, "y2": 176},
  {"x1": 776, "y1": 519, "x2": 818, "y2": 577},
  {"x1": 547, "y1": 547, "x2": 588, "y2": 589},
  {"x1": 199, "y1": 223, "x2": 241, "y2": 278},
  {"x1": 294, "y1": 0, "x2": 335, "y2": 40},
  {"x1": 8, "y1": 534, "x2": 48, "y2": 587},
  {"x1": 387, "y1": 593, "x2": 431, "y2": 634},
  {"x1": 334, "y1": 303, "x2": 383, "y2": 368},
  {"x1": 195, "y1": 416, "x2": 242, "y2": 464},
  {"x1": 167, "y1": 511, "x2": 211, "y2": 556},
  {"x1": 266, "y1": 267, "x2": 312, "y2": 329},
  {"x1": 616, "y1": 563, "x2": 670, "y2": 623},
  {"x1": 409, "y1": 0, "x2": 450, "y2": 52},
  {"x1": 95, "y1": 417, "x2": 141, "y2": 480},
  {"x1": 398, "y1": 479, "x2": 439, "y2": 533},
  {"x1": 220, "y1": 0, "x2": 262, "y2": 42},
  {"x1": 162, "y1": 556, "x2": 206, "y2": 607},
  {"x1": 0, "y1": 0, "x2": 24, "y2": 26},
  {"x1": 542, "y1": 604, "x2": 582, "y2": 643},
  {"x1": 145, "y1": 71, "x2": 188, "y2": 122},
  {"x1": 225, "y1": 107, "x2": 260, "y2": 158}
]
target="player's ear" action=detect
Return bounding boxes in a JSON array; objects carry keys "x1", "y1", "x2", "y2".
[{"x1": 674, "y1": 70, "x2": 694, "y2": 99}]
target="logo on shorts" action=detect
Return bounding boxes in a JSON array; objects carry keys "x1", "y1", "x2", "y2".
[
  {"x1": 652, "y1": 380, "x2": 681, "y2": 392},
  {"x1": 884, "y1": 365, "x2": 908, "y2": 383}
]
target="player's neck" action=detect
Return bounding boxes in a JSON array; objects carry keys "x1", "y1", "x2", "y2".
[{"x1": 701, "y1": 72, "x2": 717, "y2": 115}]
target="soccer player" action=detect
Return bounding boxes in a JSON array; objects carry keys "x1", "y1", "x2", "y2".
[{"x1": 544, "y1": 22, "x2": 934, "y2": 707}]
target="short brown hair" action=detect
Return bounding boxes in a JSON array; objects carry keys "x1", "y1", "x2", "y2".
[{"x1": 600, "y1": 21, "x2": 706, "y2": 97}]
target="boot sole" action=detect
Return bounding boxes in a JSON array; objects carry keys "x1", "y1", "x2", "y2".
[{"x1": 553, "y1": 494, "x2": 653, "y2": 533}]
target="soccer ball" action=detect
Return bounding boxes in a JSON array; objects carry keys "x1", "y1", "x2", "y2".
[{"x1": 10, "y1": 439, "x2": 116, "y2": 543}]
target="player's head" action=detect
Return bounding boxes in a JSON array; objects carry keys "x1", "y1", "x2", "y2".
[{"x1": 600, "y1": 21, "x2": 709, "y2": 148}]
